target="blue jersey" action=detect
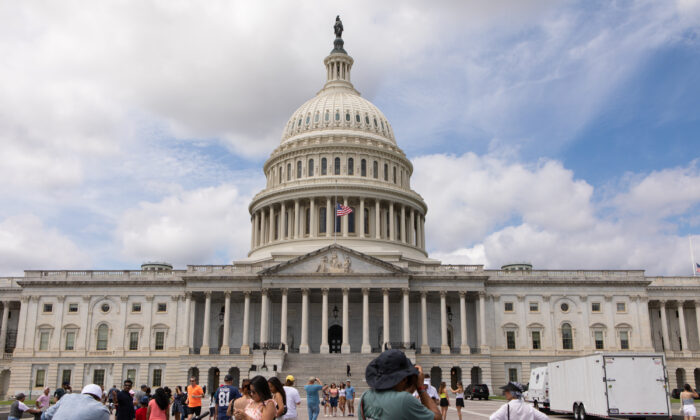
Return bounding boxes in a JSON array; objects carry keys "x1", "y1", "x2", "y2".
[{"x1": 213, "y1": 385, "x2": 241, "y2": 419}]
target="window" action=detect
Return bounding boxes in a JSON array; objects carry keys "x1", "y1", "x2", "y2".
[
  {"x1": 96, "y1": 325, "x2": 108, "y2": 350},
  {"x1": 305, "y1": 115, "x2": 310, "y2": 125},
  {"x1": 278, "y1": 166, "x2": 282, "y2": 184},
  {"x1": 43, "y1": 303, "x2": 53, "y2": 313},
  {"x1": 101, "y1": 303, "x2": 110, "y2": 313},
  {"x1": 355, "y1": 113, "x2": 360, "y2": 123},
  {"x1": 562, "y1": 323, "x2": 573, "y2": 349},
  {"x1": 39, "y1": 331, "x2": 50, "y2": 350},
  {"x1": 365, "y1": 115, "x2": 370, "y2": 125},
  {"x1": 155, "y1": 331, "x2": 165, "y2": 350},
  {"x1": 61, "y1": 369, "x2": 72, "y2": 385},
  {"x1": 364, "y1": 208, "x2": 370, "y2": 235},
  {"x1": 506, "y1": 331, "x2": 516, "y2": 349},
  {"x1": 334, "y1": 157, "x2": 341, "y2": 175},
  {"x1": 325, "y1": 111, "x2": 330, "y2": 121},
  {"x1": 286, "y1": 163, "x2": 291, "y2": 181},
  {"x1": 305, "y1": 208, "x2": 310, "y2": 235},
  {"x1": 508, "y1": 368, "x2": 518, "y2": 382},
  {"x1": 296, "y1": 161, "x2": 302, "y2": 179},
  {"x1": 152, "y1": 369, "x2": 162, "y2": 387},
  {"x1": 132, "y1": 303, "x2": 141, "y2": 313},
  {"x1": 373, "y1": 161, "x2": 378, "y2": 179},
  {"x1": 591, "y1": 302, "x2": 601, "y2": 312},
  {"x1": 594, "y1": 330, "x2": 604, "y2": 349},
  {"x1": 504, "y1": 302, "x2": 514, "y2": 312},
  {"x1": 35, "y1": 369, "x2": 46, "y2": 387},
  {"x1": 321, "y1": 158, "x2": 327, "y2": 175},
  {"x1": 319, "y1": 207, "x2": 326, "y2": 233},
  {"x1": 335, "y1": 111, "x2": 340, "y2": 121},
  {"x1": 126, "y1": 369, "x2": 137, "y2": 382},
  {"x1": 93, "y1": 369, "x2": 105, "y2": 387},
  {"x1": 616, "y1": 302, "x2": 626, "y2": 313},
  {"x1": 393, "y1": 166, "x2": 396, "y2": 183},
  {"x1": 532, "y1": 331, "x2": 541, "y2": 349},
  {"x1": 361, "y1": 159, "x2": 367, "y2": 177},
  {"x1": 560, "y1": 303, "x2": 569, "y2": 312},
  {"x1": 347, "y1": 158, "x2": 354, "y2": 175},
  {"x1": 345, "y1": 112, "x2": 350, "y2": 122},
  {"x1": 348, "y1": 208, "x2": 355, "y2": 233},
  {"x1": 157, "y1": 303, "x2": 167, "y2": 313},
  {"x1": 620, "y1": 331, "x2": 630, "y2": 349},
  {"x1": 129, "y1": 332, "x2": 139, "y2": 350},
  {"x1": 68, "y1": 303, "x2": 78, "y2": 313},
  {"x1": 65, "y1": 331, "x2": 76, "y2": 350},
  {"x1": 529, "y1": 302, "x2": 539, "y2": 312},
  {"x1": 383, "y1": 163, "x2": 388, "y2": 181},
  {"x1": 308, "y1": 159, "x2": 314, "y2": 177}
]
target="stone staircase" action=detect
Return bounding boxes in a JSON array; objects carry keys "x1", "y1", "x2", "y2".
[{"x1": 281, "y1": 353, "x2": 376, "y2": 397}]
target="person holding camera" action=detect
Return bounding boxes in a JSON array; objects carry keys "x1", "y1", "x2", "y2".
[{"x1": 304, "y1": 377, "x2": 328, "y2": 420}]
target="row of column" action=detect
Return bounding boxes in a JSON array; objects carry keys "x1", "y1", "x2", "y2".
[
  {"x1": 197, "y1": 289, "x2": 481, "y2": 355},
  {"x1": 656, "y1": 299, "x2": 700, "y2": 352},
  {"x1": 0, "y1": 302, "x2": 11, "y2": 352},
  {"x1": 250, "y1": 198, "x2": 426, "y2": 249}
]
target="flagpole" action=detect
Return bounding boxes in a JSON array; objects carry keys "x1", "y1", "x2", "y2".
[
  {"x1": 691, "y1": 235, "x2": 697, "y2": 277},
  {"x1": 334, "y1": 179, "x2": 338, "y2": 244}
]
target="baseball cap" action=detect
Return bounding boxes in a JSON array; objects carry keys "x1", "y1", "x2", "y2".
[
  {"x1": 82, "y1": 384, "x2": 103, "y2": 399},
  {"x1": 224, "y1": 374, "x2": 233, "y2": 382},
  {"x1": 15, "y1": 393, "x2": 26, "y2": 400},
  {"x1": 286, "y1": 375, "x2": 295, "y2": 382},
  {"x1": 140, "y1": 396, "x2": 149, "y2": 404},
  {"x1": 309, "y1": 376, "x2": 316, "y2": 382}
]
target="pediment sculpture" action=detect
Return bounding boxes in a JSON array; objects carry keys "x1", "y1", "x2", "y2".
[{"x1": 316, "y1": 251, "x2": 352, "y2": 273}]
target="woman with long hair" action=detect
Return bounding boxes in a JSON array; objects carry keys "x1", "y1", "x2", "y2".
[
  {"x1": 681, "y1": 384, "x2": 700, "y2": 420},
  {"x1": 451, "y1": 381, "x2": 465, "y2": 420},
  {"x1": 338, "y1": 383, "x2": 346, "y2": 417},
  {"x1": 147, "y1": 387, "x2": 170, "y2": 420},
  {"x1": 267, "y1": 377, "x2": 287, "y2": 419},
  {"x1": 329, "y1": 383, "x2": 339, "y2": 417},
  {"x1": 172, "y1": 386, "x2": 186, "y2": 420},
  {"x1": 230, "y1": 379, "x2": 252, "y2": 416},
  {"x1": 438, "y1": 381, "x2": 449, "y2": 420},
  {"x1": 232, "y1": 376, "x2": 275, "y2": 420}
]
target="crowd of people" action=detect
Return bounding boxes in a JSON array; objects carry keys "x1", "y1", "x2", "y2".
[{"x1": 8, "y1": 349, "x2": 552, "y2": 420}]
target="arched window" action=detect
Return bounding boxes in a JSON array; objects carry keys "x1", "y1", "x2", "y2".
[
  {"x1": 287, "y1": 163, "x2": 291, "y2": 181},
  {"x1": 348, "y1": 208, "x2": 355, "y2": 233},
  {"x1": 364, "y1": 208, "x2": 370, "y2": 235},
  {"x1": 393, "y1": 167, "x2": 397, "y2": 184},
  {"x1": 361, "y1": 159, "x2": 367, "y2": 177},
  {"x1": 348, "y1": 158, "x2": 354, "y2": 175},
  {"x1": 96, "y1": 324, "x2": 108, "y2": 350},
  {"x1": 321, "y1": 158, "x2": 327, "y2": 175},
  {"x1": 278, "y1": 166, "x2": 282, "y2": 184},
  {"x1": 384, "y1": 163, "x2": 388, "y2": 181},
  {"x1": 325, "y1": 111, "x2": 330, "y2": 121},
  {"x1": 308, "y1": 159, "x2": 314, "y2": 177},
  {"x1": 319, "y1": 207, "x2": 327, "y2": 234},
  {"x1": 296, "y1": 161, "x2": 302, "y2": 179},
  {"x1": 334, "y1": 158, "x2": 341, "y2": 175},
  {"x1": 335, "y1": 111, "x2": 340, "y2": 121},
  {"x1": 305, "y1": 208, "x2": 310, "y2": 235},
  {"x1": 373, "y1": 161, "x2": 378, "y2": 179},
  {"x1": 562, "y1": 323, "x2": 573, "y2": 350},
  {"x1": 355, "y1": 113, "x2": 360, "y2": 123},
  {"x1": 345, "y1": 112, "x2": 350, "y2": 122}
]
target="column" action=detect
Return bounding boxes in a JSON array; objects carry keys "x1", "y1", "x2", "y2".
[
  {"x1": 253, "y1": 213, "x2": 260, "y2": 247},
  {"x1": 183, "y1": 292, "x2": 192, "y2": 349},
  {"x1": 375, "y1": 201, "x2": 381, "y2": 239},
  {"x1": 459, "y1": 292, "x2": 468, "y2": 354},
  {"x1": 0, "y1": 302, "x2": 9, "y2": 351},
  {"x1": 440, "y1": 291, "x2": 449, "y2": 354},
  {"x1": 201, "y1": 292, "x2": 211, "y2": 355},
  {"x1": 250, "y1": 216, "x2": 255, "y2": 249},
  {"x1": 420, "y1": 292, "x2": 429, "y2": 354},
  {"x1": 518, "y1": 295, "x2": 528, "y2": 349},
  {"x1": 630, "y1": 296, "x2": 643, "y2": 348},
  {"x1": 326, "y1": 198, "x2": 333, "y2": 237},
  {"x1": 362, "y1": 289, "x2": 371, "y2": 353},
  {"x1": 678, "y1": 301, "x2": 688, "y2": 352},
  {"x1": 420, "y1": 215, "x2": 426, "y2": 248},
  {"x1": 359, "y1": 198, "x2": 365, "y2": 238},
  {"x1": 402, "y1": 288, "x2": 410, "y2": 346},
  {"x1": 389, "y1": 202, "x2": 395, "y2": 241},
  {"x1": 400, "y1": 205, "x2": 406, "y2": 243},
  {"x1": 416, "y1": 215, "x2": 423, "y2": 248},
  {"x1": 260, "y1": 210, "x2": 267, "y2": 245},
  {"x1": 260, "y1": 289, "x2": 269, "y2": 345},
  {"x1": 221, "y1": 291, "x2": 231, "y2": 354},
  {"x1": 280, "y1": 289, "x2": 288, "y2": 351},
  {"x1": 280, "y1": 202, "x2": 287, "y2": 240},
  {"x1": 310, "y1": 198, "x2": 316, "y2": 238},
  {"x1": 605, "y1": 296, "x2": 616, "y2": 349},
  {"x1": 479, "y1": 292, "x2": 488, "y2": 350},
  {"x1": 342, "y1": 288, "x2": 350, "y2": 353},
  {"x1": 144, "y1": 295, "x2": 154, "y2": 350},
  {"x1": 268, "y1": 206, "x2": 274, "y2": 242},
  {"x1": 294, "y1": 199, "x2": 300, "y2": 239},
  {"x1": 409, "y1": 209, "x2": 415, "y2": 246},
  {"x1": 320, "y1": 289, "x2": 329, "y2": 353},
  {"x1": 241, "y1": 292, "x2": 251, "y2": 355},
  {"x1": 300, "y1": 289, "x2": 309, "y2": 354},
  {"x1": 695, "y1": 301, "x2": 700, "y2": 351},
  {"x1": 342, "y1": 197, "x2": 349, "y2": 237},
  {"x1": 383, "y1": 289, "x2": 390, "y2": 349},
  {"x1": 659, "y1": 300, "x2": 670, "y2": 352}
]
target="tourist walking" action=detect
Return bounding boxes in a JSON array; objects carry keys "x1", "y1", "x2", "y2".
[
  {"x1": 489, "y1": 382, "x2": 548, "y2": 420},
  {"x1": 135, "y1": 385, "x2": 148, "y2": 405},
  {"x1": 187, "y1": 377, "x2": 204, "y2": 418},
  {"x1": 450, "y1": 382, "x2": 465, "y2": 420},
  {"x1": 283, "y1": 376, "x2": 301, "y2": 420},
  {"x1": 147, "y1": 388, "x2": 170, "y2": 420},
  {"x1": 322, "y1": 385, "x2": 330, "y2": 417},
  {"x1": 681, "y1": 384, "x2": 700, "y2": 420},
  {"x1": 172, "y1": 386, "x2": 187, "y2": 420},
  {"x1": 214, "y1": 374, "x2": 242, "y2": 420},
  {"x1": 42, "y1": 384, "x2": 110, "y2": 420},
  {"x1": 360, "y1": 349, "x2": 441, "y2": 420},
  {"x1": 9, "y1": 393, "x2": 42, "y2": 420},
  {"x1": 304, "y1": 377, "x2": 328, "y2": 420},
  {"x1": 338, "y1": 384, "x2": 346, "y2": 416},
  {"x1": 231, "y1": 375, "x2": 276, "y2": 420},
  {"x1": 113, "y1": 379, "x2": 137, "y2": 420},
  {"x1": 345, "y1": 380, "x2": 355, "y2": 417},
  {"x1": 268, "y1": 377, "x2": 287, "y2": 419},
  {"x1": 438, "y1": 382, "x2": 449, "y2": 420}
]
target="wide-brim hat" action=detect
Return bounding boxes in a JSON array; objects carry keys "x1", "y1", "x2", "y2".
[
  {"x1": 365, "y1": 349, "x2": 418, "y2": 391},
  {"x1": 500, "y1": 382, "x2": 524, "y2": 393}
]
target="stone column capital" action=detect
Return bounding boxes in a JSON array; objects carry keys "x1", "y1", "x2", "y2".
[
  {"x1": 56, "y1": 295, "x2": 66, "y2": 302},
  {"x1": 261, "y1": 288, "x2": 269, "y2": 296},
  {"x1": 29, "y1": 295, "x2": 38, "y2": 302},
  {"x1": 281, "y1": 288, "x2": 288, "y2": 296},
  {"x1": 145, "y1": 295, "x2": 154, "y2": 301},
  {"x1": 458, "y1": 291, "x2": 466, "y2": 298},
  {"x1": 301, "y1": 288, "x2": 309, "y2": 295},
  {"x1": 516, "y1": 294, "x2": 525, "y2": 301},
  {"x1": 204, "y1": 291, "x2": 212, "y2": 298},
  {"x1": 604, "y1": 295, "x2": 613, "y2": 302},
  {"x1": 362, "y1": 288, "x2": 370, "y2": 295},
  {"x1": 421, "y1": 291, "x2": 427, "y2": 298},
  {"x1": 243, "y1": 290, "x2": 252, "y2": 297},
  {"x1": 342, "y1": 288, "x2": 349, "y2": 295},
  {"x1": 402, "y1": 288, "x2": 410, "y2": 295},
  {"x1": 382, "y1": 288, "x2": 390, "y2": 295},
  {"x1": 629, "y1": 295, "x2": 639, "y2": 302},
  {"x1": 478, "y1": 291, "x2": 486, "y2": 298},
  {"x1": 120, "y1": 295, "x2": 129, "y2": 302},
  {"x1": 579, "y1": 295, "x2": 587, "y2": 302},
  {"x1": 170, "y1": 295, "x2": 180, "y2": 301},
  {"x1": 224, "y1": 291, "x2": 232, "y2": 298},
  {"x1": 439, "y1": 290, "x2": 447, "y2": 298},
  {"x1": 321, "y1": 288, "x2": 329, "y2": 295},
  {"x1": 658, "y1": 299, "x2": 667, "y2": 306},
  {"x1": 82, "y1": 295, "x2": 91, "y2": 302},
  {"x1": 542, "y1": 294, "x2": 551, "y2": 302},
  {"x1": 185, "y1": 291, "x2": 192, "y2": 299}
]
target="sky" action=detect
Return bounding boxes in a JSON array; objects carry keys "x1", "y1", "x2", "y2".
[{"x1": 1, "y1": 0, "x2": 699, "y2": 276}]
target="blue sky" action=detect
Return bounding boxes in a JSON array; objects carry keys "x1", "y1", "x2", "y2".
[{"x1": 0, "y1": 0, "x2": 699, "y2": 275}]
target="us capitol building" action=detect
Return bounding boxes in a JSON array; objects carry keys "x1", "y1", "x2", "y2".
[{"x1": 1, "y1": 19, "x2": 699, "y2": 398}]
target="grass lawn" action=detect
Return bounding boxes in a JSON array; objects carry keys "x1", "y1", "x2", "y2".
[{"x1": 0, "y1": 399, "x2": 37, "y2": 405}]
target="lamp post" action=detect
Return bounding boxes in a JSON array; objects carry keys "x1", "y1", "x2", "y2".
[
  {"x1": 218, "y1": 306, "x2": 225, "y2": 323},
  {"x1": 333, "y1": 305, "x2": 339, "y2": 320}
]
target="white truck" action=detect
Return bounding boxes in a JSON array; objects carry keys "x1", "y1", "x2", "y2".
[
  {"x1": 534, "y1": 353, "x2": 670, "y2": 419},
  {"x1": 524, "y1": 366, "x2": 550, "y2": 410}
]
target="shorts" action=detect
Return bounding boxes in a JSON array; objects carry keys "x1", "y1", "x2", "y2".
[
  {"x1": 456, "y1": 398, "x2": 464, "y2": 407},
  {"x1": 189, "y1": 406, "x2": 202, "y2": 416},
  {"x1": 440, "y1": 397, "x2": 449, "y2": 407},
  {"x1": 683, "y1": 405, "x2": 697, "y2": 417},
  {"x1": 330, "y1": 397, "x2": 338, "y2": 407}
]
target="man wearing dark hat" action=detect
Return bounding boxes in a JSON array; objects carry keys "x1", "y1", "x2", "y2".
[
  {"x1": 489, "y1": 382, "x2": 549, "y2": 420},
  {"x1": 9, "y1": 393, "x2": 41, "y2": 420},
  {"x1": 361, "y1": 349, "x2": 441, "y2": 420},
  {"x1": 213, "y1": 374, "x2": 242, "y2": 420}
]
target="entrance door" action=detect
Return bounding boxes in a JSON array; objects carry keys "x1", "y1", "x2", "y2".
[{"x1": 329, "y1": 325, "x2": 342, "y2": 353}]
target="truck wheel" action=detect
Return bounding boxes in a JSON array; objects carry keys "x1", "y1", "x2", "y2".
[
  {"x1": 573, "y1": 403, "x2": 580, "y2": 420},
  {"x1": 579, "y1": 404, "x2": 587, "y2": 420},
  {"x1": 533, "y1": 400, "x2": 539, "y2": 410}
]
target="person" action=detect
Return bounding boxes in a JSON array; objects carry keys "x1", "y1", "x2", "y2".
[
  {"x1": 413, "y1": 374, "x2": 439, "y2": 404},
  {"x1": 438, "y1": 382, "x2": 449, "y2": 420},
  {"x1": 322, "y1": 385, "x2": 330, "y2": 418},
  {"x1": 681, "y1": 384, "x2": 700, "y2": 420},
  {"x1": 135, "y1": 385, "x2": 148, "y2": 406},
  {"x1": 230, "y1": 379, "x2": 252, "y2": 415},
  {"x1": 147, "y1": 387, "x2": 170, "y2": 420},
  {"x1": 283, "y1": 375, "x2": 301, "y2": 420},
  {"x1": 9, "y1": 393, "x2": 41, "y2": 420},
  {"x1": 345, "y1": 380, "x2": 355, "y2": 417},
  {"x1": 450, "y1": 382, "x2": 465, "y2": 420},
  {"x1": 42, "y1": 384, "x2": 110, "y2": 420},
  {"x1": 37, "y1": 387, "x2": 51, "y2": 410},
  {"x1": 267, "y1": 377, "x2": 287, "y2": 419},
  {"x1": 328, "y1": 383, "x2": 339, "y2": 416},
  {"x1": 304, "y1": 377, "x2": 328, "y2": 420},
  {"x1": 108, "y1": 384, "x2": 120, "y2": 414},
  {"x1": 53, "y1": 382, "x2": 71, "y2": 403},
  {"x1": 113, "y1": 379, "x2": 137, "y2": 420},
  {"x1": 172, "y1": 386, "x2": 187, "y2": 420},
  {"x1": 360, "y1": 349, "x2": 441, "y2": 420},
  {"x1": 135, "y1": 396, "x2": 149, "y2": 420},
  {"x1": 338, "y1": 384, "x2": 346, "y2": 417},
  {"x1": 347, "y1": 364, "x2": 351, "y2": 377},
  {"x1": 187, "y1": 377, "x2": 204, "y2": 418},
  {"x1": 232, "y1": 375, "x2": 276, "y2": 420},
  {"x1": 214, "y1": 374, "x2": 242, "y2": 420},
  {"x1": 489, "y1": 382, "x2": 549, "y2": 420}
]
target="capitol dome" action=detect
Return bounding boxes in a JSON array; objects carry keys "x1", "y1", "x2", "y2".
[{"x1": 247, "y1": 26, "x2": 429, "y2": 263}]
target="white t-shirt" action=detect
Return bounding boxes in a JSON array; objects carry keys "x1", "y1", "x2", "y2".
[
  {"x1": 339, "y1": 389, "x2": 345, "y2": 397},
  {"x1": 283, "y1": 386, "x2": 301, "y2": 419},
  {"x1": 489, "y1": 399, "x2": 549, "y2": 420},
  {"x1": 413, "y1": 380, "x2": 439, "y2": 401}
]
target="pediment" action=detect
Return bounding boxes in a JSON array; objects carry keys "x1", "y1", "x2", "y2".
[{"x1": 260, "y1": 244, "x2": 407, "y2": 276}]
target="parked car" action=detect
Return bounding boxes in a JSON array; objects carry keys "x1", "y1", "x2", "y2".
[{"x1": 465, "y1": 384, "x2": 490, "y2": 400}]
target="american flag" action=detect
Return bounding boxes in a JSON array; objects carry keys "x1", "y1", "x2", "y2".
[
  {"x1": 696, "y1": 263, "x2": 700, "y2": 273},
  {"x1": 336, "y1": 203, "x2": 353, "y2": 216}
]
